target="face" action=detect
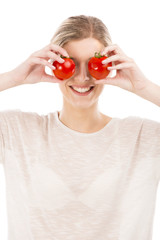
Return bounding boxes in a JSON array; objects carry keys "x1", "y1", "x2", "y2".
[{"x1": 57, "y1": 37, "x2": 107, "y2": 110}]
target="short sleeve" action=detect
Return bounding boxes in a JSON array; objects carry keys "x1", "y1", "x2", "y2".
[
  {"x1": 0, "y1": 109, "x2": 23, "y2": 164},
  {"x1": 0, "y1": 129, "x2": 4, "y2": 164},
  {"x1": 141, "y1": 117, "x2": 160, "y2": 182},
  {"x1": 0, "y1": 112, "x2": 6, "y2": 164},
  {"x1": 0, "y1": 108, "x2": 43, "y2": 165}
]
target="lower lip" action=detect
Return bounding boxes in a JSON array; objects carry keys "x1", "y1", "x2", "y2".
[{"x1": 69, "y1": 86, "x2": 95, "y2": 96}]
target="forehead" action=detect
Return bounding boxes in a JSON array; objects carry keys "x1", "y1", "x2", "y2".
[{"x1": 63, "y1": 38, "x2": 104, "y2": 60}]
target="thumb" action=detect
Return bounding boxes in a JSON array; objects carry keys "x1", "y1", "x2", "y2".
[{"x1": 41, "y1": 74, "x2": 62, "y2": 83}]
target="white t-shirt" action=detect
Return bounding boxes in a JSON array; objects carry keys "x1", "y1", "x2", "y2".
[{"x1": 0, "y1": 109, "x2": 160, "y2": 240}]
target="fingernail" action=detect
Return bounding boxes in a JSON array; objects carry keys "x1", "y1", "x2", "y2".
[
  {"x1": 59, "y1": 58, "x2": 65, "y2": 63},
  {"x1": 102, "y1": 59, "x2": 108, "y2": 64},
  {"x1": 63, "y1": 52, "x2": 69, "y2": 58}
]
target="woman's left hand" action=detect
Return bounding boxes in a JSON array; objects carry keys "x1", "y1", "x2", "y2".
[{"x1": 94, "y1": 43, "x2": 150, "y2": 94}]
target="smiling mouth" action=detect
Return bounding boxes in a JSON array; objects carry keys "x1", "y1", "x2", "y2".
[
  {"x1": 69, "y1": 86, "x2": 95, "y2": 95},
  {"x1": 69, "y1": 86, "x2": 94, "y2": 91}
]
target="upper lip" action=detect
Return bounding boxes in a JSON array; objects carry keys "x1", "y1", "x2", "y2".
[{"x1": 69, "y1": 85, "x2": 95, "y2": 88}]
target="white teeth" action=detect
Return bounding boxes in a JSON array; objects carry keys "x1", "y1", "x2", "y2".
[{"x1": 72, "y1": 87, "x2": 92, "y2": 93}]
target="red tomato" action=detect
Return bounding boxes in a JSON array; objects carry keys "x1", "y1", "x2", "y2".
[
  {"x1": 88, "y1": 52, "x2": 112, "y2": 80},
  {"x1": 52, "y1": 55, "x2": 75, "y2": 80}
]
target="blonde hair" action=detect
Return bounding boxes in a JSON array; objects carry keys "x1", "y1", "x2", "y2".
[{"x1": 50, "y1": 15, "x2": 112, "y2": 48}]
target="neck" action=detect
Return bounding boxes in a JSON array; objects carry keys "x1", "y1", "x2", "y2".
[{"x1": 58, "y1": 102, "x2": 111, "y2": 133}]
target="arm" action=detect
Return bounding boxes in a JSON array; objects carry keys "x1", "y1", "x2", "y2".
[
  {"x1": 0, "y1": 71, "x2": 22, "y2": 92},
  {"x1": 133, "y1": 80, "x2": 160, "y2": 107}
]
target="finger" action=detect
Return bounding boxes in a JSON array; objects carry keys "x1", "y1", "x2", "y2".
[
  {"x1": 107, "y1": 62, "x2": 134, "y2": 70},
  {"x1": 33, "y1": 43, "x2": 70, "y2": 61},
  {"x1": 102, "y1": 54, "x2": 130, "y2": 64},
  {"x1": 101, "y1": 44, "x2": 125, "y2": 56},
  {"x1": 30, "y1": 57, "x2": 56, "y2": 70},
  {"x1": 46, "y1": 51, "x2": 65, "y2": 63},
  {"x1": 32, "y1": 50, "x2": 65, "y2": 64},
  {"x1": 49, "y1": 43, "x2": 70, "y2": 57}
]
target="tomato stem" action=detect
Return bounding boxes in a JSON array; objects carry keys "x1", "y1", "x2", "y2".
[
  {"x1": 94, "y1": 52, "x2": 104, "y2": 58},
  {"x1": 60, "y1": 54, "x2": 73, "y2": 59}
]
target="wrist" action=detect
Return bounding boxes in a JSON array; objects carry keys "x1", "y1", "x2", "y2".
[
  {"x1": 0, "y1": 70, "x2": 22, "y2": 92},
  {"x1": 134, "y1": 79, "x2": 160, "y2": 107}
]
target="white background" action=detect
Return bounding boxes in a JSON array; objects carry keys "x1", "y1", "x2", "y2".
[{"x1": 0, "y1": 0, "x2": 160, "y2": 239}]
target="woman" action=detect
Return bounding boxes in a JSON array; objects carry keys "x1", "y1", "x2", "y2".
[{"x1": 0, "y1": 15, "x2": 160, "y2": 240}]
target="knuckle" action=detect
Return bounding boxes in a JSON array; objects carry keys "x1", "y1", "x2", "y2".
[
  {"x1": 51, "y1": 43, "x2": 60, "y2": 50},
  {"x1": 29, "y1": 54, "x2": 36, "y2": 61},
  {"x1": 38, "y1": 58, "x2": 43, "y2": 62},
  {"x1": 129, "y1": 57, "x2": 134, "y2": 62},
  {"x1": 50, "y1": 43, "x2": 68, "y2": 57},
  {"x1": 45, "y1": 45, "x2": 50, "y2": 51},
  {"x1": 30, "y1": 51, "x2": 37, "y2": 57},
  {"x1": 50, "y1": 43, "x2": 64, "y2": 53},
  {"x1": 48, "y1": 43, "x2": 57, "y2": 51},
  {"x1": 48, "y1": 51, "x2": 55, "y2": 58},
  {"x1": 30, "y1": 57, "x2": 37, "y2": 64}
]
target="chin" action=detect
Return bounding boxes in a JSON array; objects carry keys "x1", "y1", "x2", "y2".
[{"x1": 71, "y1": 100, "x2": 98, "y2": 109}]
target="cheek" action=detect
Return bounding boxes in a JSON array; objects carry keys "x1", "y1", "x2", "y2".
[
  {"x1": 96, "y1": 84, "x2": 104, "y2": 94},
  {"x1": 58, "y1": 84, "x2": 67, "y2": 93}
]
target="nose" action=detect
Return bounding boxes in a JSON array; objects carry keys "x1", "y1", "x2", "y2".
[{"x1": 74, "y1": 63, "x2": 90, "y2": 82}]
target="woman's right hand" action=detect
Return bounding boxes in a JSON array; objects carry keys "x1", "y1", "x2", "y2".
[{"x1": 10, "y1": 43, "x2": 70, "y2": 85}]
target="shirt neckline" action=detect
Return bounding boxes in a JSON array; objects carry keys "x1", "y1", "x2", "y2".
[{"x1": 54, "y1": 110, "x2": 118, "y2": 137}]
